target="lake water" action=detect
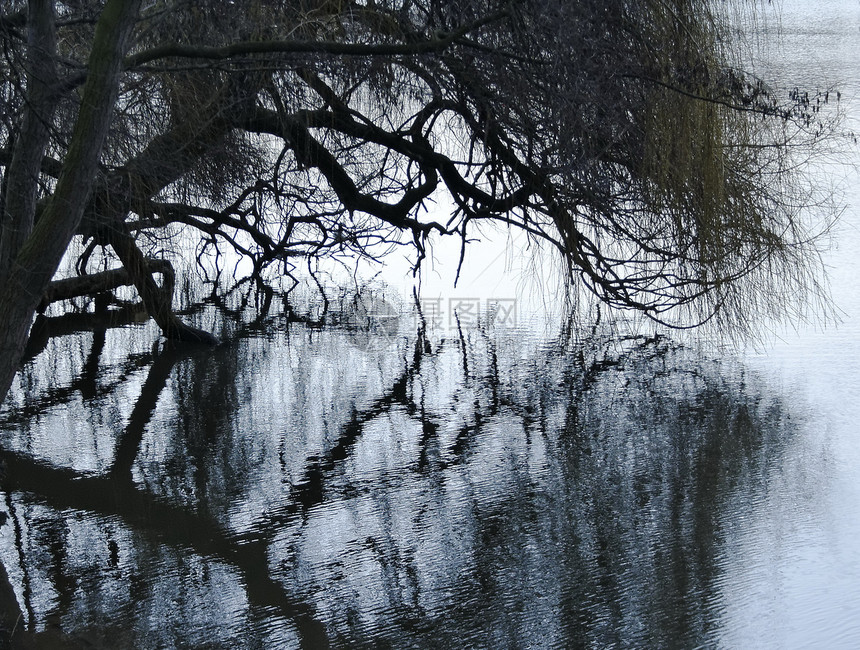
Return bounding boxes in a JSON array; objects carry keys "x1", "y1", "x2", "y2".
[{"x1": 2, "y1": 2, "x2": 860, "y2": 648}]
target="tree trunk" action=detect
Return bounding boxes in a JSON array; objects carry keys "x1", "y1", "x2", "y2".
[
  {"x1": 0, "y1": 0, "x2": 58, "y2": 283},
  {"x1": 0, "y1": 0, "x2": 143, "y2": 406}
]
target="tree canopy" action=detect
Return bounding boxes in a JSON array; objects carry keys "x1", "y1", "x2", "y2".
[{"x1": 0, "y1": 0, "x2": 837, "y2": 402}]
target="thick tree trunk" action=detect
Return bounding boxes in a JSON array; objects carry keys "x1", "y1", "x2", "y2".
[
  {"x1": 0, "y1": 0, "x2": 143, "y2": 406},
  {"x1": 0, "y1": 0, "x2": 58, "y2": 283}
]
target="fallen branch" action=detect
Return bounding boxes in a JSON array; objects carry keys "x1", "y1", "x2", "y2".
[{"x1": 38, "y1": 258, "x2": 175, "y2": 312}]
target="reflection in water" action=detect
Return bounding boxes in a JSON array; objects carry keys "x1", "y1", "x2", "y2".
[{"x1": 0, "y1": 313, "x2": 800, "y2": 648}]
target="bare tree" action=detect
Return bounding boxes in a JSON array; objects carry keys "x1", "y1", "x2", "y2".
[{"x1": 0, "y1": 0, "x2": 838, "y2": 405}]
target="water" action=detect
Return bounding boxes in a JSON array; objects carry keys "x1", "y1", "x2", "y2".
[
  {"x1": 2, "y1": 2, "x2": 860, "y2": 648},
  {"x1": 0, "y1": 321, "x2": 797, "y2": 648},
  {"x1": 727, "y1": 2, "x2": 860, "y2": 645}
]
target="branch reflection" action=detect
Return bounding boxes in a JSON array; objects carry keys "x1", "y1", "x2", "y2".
[{"x1": 0, "y1": 316, "x2": 797, "y2": 648}]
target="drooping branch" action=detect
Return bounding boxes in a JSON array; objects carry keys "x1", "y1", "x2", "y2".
[
  {"x1": 70, "y1": 71, "x2": 268, "y2": 342},
  {"x1": 107, "y1": 218, "x2": 218, "y2": 344}
]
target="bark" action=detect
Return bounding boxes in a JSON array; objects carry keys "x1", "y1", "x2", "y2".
[
  {"x1": 0, "y1": 0, "x2": 143, "y2": 406},
  {"x1": 0, "y1": 0, "x2": 58, "y2": 282}
]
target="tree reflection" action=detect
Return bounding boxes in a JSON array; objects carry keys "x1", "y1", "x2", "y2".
[{"x1": 0, "y1": 316, "x2": 798, "y2": 648}]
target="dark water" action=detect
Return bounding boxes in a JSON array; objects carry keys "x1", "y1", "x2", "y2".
[{"x1": 0, "y1": 316, "x2": 807, "y2": 649}]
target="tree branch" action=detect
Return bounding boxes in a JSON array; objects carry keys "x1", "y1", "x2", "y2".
[{"x1": 124, "y1": 11, "x2": 509, "y2": 68}]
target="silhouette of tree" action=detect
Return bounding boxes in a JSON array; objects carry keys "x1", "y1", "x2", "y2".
[{"x1": 0, "y1": 0, "x2": 838, "y2": 404}]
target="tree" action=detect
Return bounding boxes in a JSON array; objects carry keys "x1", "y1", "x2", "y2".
[{"x1": 0, "y1": 0, "x2": 836, "y2": 405}]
